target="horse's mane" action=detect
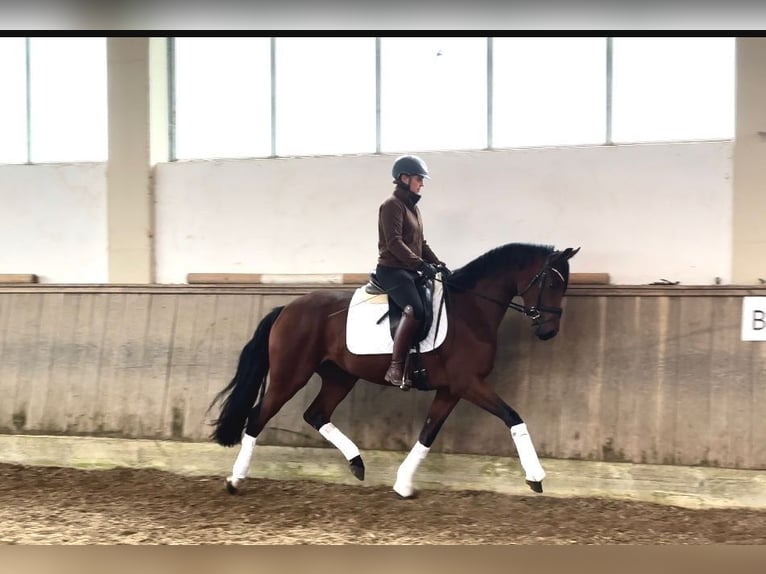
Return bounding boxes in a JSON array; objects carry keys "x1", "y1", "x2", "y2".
[{"x1": 447, "y1": 243, "x2": 558, "y2": 290}]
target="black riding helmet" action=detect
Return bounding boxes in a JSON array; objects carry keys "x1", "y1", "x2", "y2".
[{"x1": 392, "y1": 155, "x2": 431, "y2": 180}]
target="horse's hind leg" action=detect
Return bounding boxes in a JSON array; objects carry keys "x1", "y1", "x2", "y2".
[
  {"x1": 394, "y1": 388, "x2": 460, "y2": 499},
  {"x1": 227, "y1": 357, "x2": 321, "y2": 494},
  {"x1": 303, "y1": 362, "x2": 362, "y2": 479}
]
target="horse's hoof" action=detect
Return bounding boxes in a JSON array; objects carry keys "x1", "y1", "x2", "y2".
[
  {"x1": 393, "y1": 482, "x2": 418, "y2": 499},
  {"x1": 526, "y1": 480, "x2": 543, "y2": 493},
  {"x1": 394, "y1": 489, "x2": 419, "y2": 500},
  {"x1": 349, "y1": 456, "x2": 365, "y2": 481},
  {"x1": 225, "y1": 478, "x2": 239, "y2": 495}
]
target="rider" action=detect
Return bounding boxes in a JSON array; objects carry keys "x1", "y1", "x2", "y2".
[{"x1": 376, "y1": 154, "x2": 448, "y2": 389}]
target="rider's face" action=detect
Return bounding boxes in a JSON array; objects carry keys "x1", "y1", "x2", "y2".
[{"x1": 402, "y1": 174, "x2": 425, "y2": 194}]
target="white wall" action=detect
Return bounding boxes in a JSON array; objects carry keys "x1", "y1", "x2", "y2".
[
  {"x1": 154, "y1": 141, "x2": 733, "y2": 285},
  {"x1": 0, "y1": 163, "x2": 108, "y2": 283},
  {"x1": 0, "y1": 142, "x2": 732, "y2": 285}
]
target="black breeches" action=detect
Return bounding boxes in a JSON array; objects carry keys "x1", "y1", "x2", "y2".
[{"x1": 375, "y1": 265, "x2": 426, "y2": 320}]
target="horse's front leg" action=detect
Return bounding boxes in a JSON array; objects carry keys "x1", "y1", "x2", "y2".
[
  {"x1": 394, "y1": 388, "x2": 460, "y2": 499},
  {"x1": 460, "y1": 379, "x2": 546, "y2": 493}
]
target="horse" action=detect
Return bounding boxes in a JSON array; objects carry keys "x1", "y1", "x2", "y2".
[{"x1": 208, "y1": 242, "x2": 580, "y2": 498}]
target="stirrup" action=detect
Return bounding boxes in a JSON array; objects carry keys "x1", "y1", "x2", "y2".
[
  {"x1": 385, "y1": 362, "x2": 411, "y2": 391},
  {"x1": 386, "y1": 372, "x2": 412, "y2": 391},
  {"x1": 394, "y1": 377, "x2": 411, "y2": 392}
]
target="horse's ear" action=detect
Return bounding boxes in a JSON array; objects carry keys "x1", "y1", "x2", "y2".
[
  {"x1": 549, "y1": 246, "x2": 580, "y2": 263},
  {"x1": 563, "y1": 246, "x2": 581, "y2": 260}
]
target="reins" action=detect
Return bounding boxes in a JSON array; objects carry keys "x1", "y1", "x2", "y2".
[
  {"x1": 436, "y1": 262, "x2": 565, "y2": 322},
  {"x1": 328, "y1": 259, "x2": 565, "y2": 323}
]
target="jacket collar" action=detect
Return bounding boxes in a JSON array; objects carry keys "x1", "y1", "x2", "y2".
[{"x1": 394, "y1": 184, "x2": 421, "y2": 207}]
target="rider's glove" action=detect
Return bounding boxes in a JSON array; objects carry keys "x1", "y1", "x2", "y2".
[
  {"x1": 435, "y1": 262, "x2": 452, "y2": 278},
  {"x1": 417, "y1": 261, "x2": 439, "y2": 279}
]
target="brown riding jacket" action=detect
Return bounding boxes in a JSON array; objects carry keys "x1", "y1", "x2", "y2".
[{"x1": 377, "y1": 184, "x2": 441, "y2": 271}]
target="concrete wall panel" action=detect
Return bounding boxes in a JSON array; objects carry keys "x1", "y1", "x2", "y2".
[{"x1": 2, "y1": 284, "x2": 765, "y2": 471}]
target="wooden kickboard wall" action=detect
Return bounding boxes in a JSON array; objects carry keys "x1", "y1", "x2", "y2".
[{"x1": 186, "y1": 272, "x2": 611, "y2": 285}]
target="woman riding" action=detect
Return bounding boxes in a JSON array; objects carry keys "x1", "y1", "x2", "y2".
[{"x1": 376, "y1": 154, "x2": 448, "y2": 390}]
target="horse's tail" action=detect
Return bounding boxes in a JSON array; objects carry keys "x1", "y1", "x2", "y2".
[{"x1": 208, "y1": 305, "x2": 285, "y2": 447}]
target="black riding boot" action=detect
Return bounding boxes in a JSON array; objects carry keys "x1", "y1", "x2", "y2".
[{"x1": 384, "y1": 305, "x2": 422, "y2": 390}]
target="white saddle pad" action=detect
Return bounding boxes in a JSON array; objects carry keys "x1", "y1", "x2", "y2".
[{"x1": 346, "y1": 277, "x2": 448, "y2": 355}]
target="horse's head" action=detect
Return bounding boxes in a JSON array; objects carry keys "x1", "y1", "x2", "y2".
[{"x1": 516, "y1": 247, "x2": 580, "y2": 341}]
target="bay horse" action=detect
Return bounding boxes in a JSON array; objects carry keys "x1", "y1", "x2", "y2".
[{"x1": 208, "y1": 242, "x2": 580, "y2": 498}]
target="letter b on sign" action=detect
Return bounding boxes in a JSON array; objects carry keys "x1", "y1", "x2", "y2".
[{"x1": 742, "y1": 297, "x2": 766, "y2": 341}]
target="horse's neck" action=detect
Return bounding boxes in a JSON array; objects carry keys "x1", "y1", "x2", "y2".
[{"x1": 456, "y1": 272, "x2": 516, "y2": 332}]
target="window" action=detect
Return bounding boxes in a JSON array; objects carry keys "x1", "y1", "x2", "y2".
[
  {"x1": 611, "y1": 37, "x2": 735, "y2": 143},
  {"x1": 492, "y1": 37, "x2": 607, "y2": 148},
  {"x1": 168, "y1": 36, "x2": 736, "y2": 160},
  {"x1": 0, "y1": 38, "x2": 27, "y2": 164},
  {"x1": 380, "y1": 37, "x2": 487, "y2": 152},
  {"x1": 174, "y1": 37, "x2": 272, "y2": 160},
  {"x1": 29, "y1": 37, "x2": 107, "y2": 163},
  {"x1": 275, "y1": 37, "x2": 376, "y2": 156}
]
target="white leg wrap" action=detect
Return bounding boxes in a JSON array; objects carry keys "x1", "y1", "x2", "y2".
[
  {"x1": 318, "y1": 423, "x2": 361, "y2": 461},
  {"x1": 393, "y1": 441, "x2": 430, "y2": 498},
  {"x1": 510, "y1": 423, "x2": 546, "y2": 482},
  {"x1": 230, "y1": 433, "x2": 257, "y2": 485}
]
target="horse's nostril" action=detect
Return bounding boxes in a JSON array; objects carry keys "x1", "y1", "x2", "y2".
[{"x1": 538, "y1": 330, "x2": 557, "y2": 341}]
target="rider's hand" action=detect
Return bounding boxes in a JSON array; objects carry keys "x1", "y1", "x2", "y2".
[
  {"x1": 435, "y1": 262, "x2": 452, "y2": 278},
  {"x1": 418, "y1": 261, "x2": 439, "y2": 279}
]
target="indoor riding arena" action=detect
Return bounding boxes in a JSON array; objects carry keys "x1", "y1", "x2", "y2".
[{"x1": 2, "y1": 34, "x2": 766, "y2": 547}]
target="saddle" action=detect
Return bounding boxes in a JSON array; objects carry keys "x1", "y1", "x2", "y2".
[
  {"x1": 363, "y1": 272, "x2": 437, "y2": 390},
  {"x1": 364, "y1": 272, "x2": 435, "y2": 343}
]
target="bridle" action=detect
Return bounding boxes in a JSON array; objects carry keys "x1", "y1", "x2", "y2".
[
  {"x1": 439, "y1": 256, "x2": 566, "y2": 323},
  {"x1": 511, "y1": 259, "x2": 566, "y2": 322}
]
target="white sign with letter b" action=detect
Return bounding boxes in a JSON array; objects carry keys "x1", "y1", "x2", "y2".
[{"x1": 742, "y1": 297, "x2": 766, "y2": 341}]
